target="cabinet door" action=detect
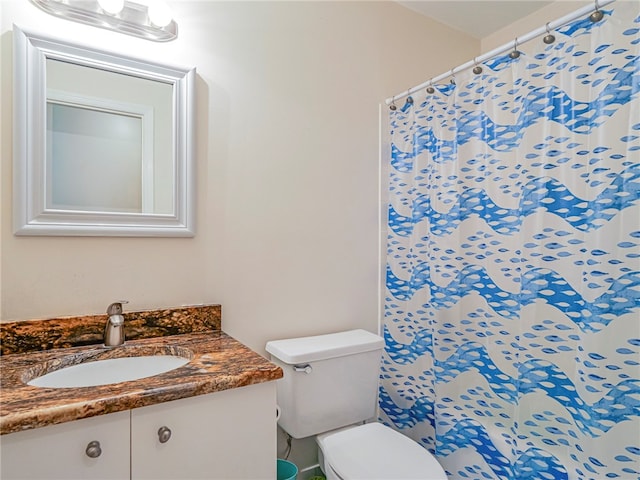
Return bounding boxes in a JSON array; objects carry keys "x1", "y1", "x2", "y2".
[
  {"x1": 131, "y1": 382, "x2": 277, "y2": 479},
  {"x1": 0, "y1": 410, "x2": 130, "y2": 480}
]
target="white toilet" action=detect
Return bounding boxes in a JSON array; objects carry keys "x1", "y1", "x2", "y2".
[{"x1": 266, "y1": 329, "x2": 447, "y2": 480}]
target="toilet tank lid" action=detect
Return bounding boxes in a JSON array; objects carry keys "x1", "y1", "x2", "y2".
[{"x1": 265, "y1": 329, "x2": 384, "y2": 364}]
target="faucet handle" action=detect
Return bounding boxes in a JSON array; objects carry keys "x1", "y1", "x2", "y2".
[{"x1": 106, "y1": 301, "x2": 129, "y2": 315}]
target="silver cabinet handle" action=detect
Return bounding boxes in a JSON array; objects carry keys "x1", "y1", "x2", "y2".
[
  {"x1": 158, "y1": 426, "x2": 172, "y2": 443},
  {"x1": 85, "y1": 440, "x2": 102, "y2": 458}
]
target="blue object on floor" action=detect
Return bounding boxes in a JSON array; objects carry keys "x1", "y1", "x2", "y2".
[{"x1": 277, "y1": 459, "x2": 298, "y2": 480}]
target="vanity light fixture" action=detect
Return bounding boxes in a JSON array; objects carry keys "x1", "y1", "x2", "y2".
[{"x1": 29, "y1": 0, "x2": 177, "y2": 42}]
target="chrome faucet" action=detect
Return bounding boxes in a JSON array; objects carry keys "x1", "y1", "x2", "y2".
[{"x1": 104, "y1": 301, "x2": 128, "y2": 347}]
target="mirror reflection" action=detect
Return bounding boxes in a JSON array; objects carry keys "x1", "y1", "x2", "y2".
[
  {"x1": 46, "y1": 58, "x2": 174, "y2": 215},
  {"x1": 47, "y1": 102, "x2": 143, "y2": 213}
]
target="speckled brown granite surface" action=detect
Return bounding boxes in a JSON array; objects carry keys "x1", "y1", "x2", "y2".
[
  {"x1": 0, "y1": 304, "x2": 222, "y2": 355},
  {"x1": 0, "y1": 306, "x2": 283, "y2": 435}
]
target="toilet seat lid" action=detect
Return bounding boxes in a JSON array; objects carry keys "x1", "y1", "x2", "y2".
[{"x1": 319, "y1": 423, "x2": 447, "y2": 480}]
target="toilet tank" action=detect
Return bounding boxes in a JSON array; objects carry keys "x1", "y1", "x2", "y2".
[{"x1": 265, "y1": 329, "x2": 384, "y2": 439}]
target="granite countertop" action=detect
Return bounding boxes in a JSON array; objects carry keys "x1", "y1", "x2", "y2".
[{"x1": 0, "y1": 306, "x2": 283, "y2": 435}]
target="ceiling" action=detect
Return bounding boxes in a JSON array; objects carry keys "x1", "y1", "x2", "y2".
[{"x1": 396, "y1": 1, "x2": 553, "y2": 39}]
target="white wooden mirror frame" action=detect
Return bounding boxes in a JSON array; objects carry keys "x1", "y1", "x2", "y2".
[{"x1": 13, "y1": 25, "x2": 196, "y2": 236}]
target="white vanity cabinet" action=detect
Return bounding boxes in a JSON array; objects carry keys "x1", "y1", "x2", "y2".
[
  {"x1": 1, "y1": 382, "x2": 277, "y2": 480},
  {"x1": 0, "y1": 410, "x2": 130, "y2": 479},
  {"x1": 131, "y1": 382, "x2": 276, "y2": 479}
]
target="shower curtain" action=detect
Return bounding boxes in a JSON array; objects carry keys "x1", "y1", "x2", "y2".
[{"x1": 381, "y1": 3, "x2": 639, "y2": 479}]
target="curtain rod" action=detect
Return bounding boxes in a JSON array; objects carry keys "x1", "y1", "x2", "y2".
[{"x1": 385, "y1": 0, "x2": 616, "y2": 106}]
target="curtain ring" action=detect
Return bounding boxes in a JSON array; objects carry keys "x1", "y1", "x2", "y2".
[
  {"x1": 449, "y1": 69, "x2": 456, "y2": 85},
  {"x1": 389, "y1": 98, "x2": 397, "y2": 111},
  {"x1": 472, "y1": 58, "x2": 483, "y2": 75},
  {"x1": 509, "y1": 38, "x2": 521, "y2": 59},
  {"x1": 426, "y1": 79, "x2": 435, "y2": 94},
  {"x1": 590, "y1": 0, "x2": 604, "y2": 22},
  {"x1": 543, "y1": 22, "x2": 556, "y2": 44}
]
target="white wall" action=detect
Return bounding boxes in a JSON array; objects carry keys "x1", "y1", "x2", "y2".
[{"x1": 1, "y1": 1, "x2": 477, "y2": 352}]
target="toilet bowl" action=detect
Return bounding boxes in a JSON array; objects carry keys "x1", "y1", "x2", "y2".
[{"x1": 266, "y1": 330, "x2": 448, "y2": 480}]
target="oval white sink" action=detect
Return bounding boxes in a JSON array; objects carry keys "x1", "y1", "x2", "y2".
[{"x1": 28, "y1": 355, "x2": 190, "y2": 388}]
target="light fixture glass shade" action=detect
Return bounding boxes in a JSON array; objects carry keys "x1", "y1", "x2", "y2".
[
  {"x1": 98, "y1": 0, "x2": 124, "y2": 15},
  {"x1": 148, "y1": 1, "x2": 172, "y2": 27}
]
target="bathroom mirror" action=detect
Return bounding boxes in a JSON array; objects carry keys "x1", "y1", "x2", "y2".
[{"x1": 13, "y1": 26, "x2": 196, "y2": 236}]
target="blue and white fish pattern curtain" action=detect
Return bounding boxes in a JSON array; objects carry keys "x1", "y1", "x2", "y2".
[{"x1": 382, "y1": 3, "x2": 640, "y2": 479}]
